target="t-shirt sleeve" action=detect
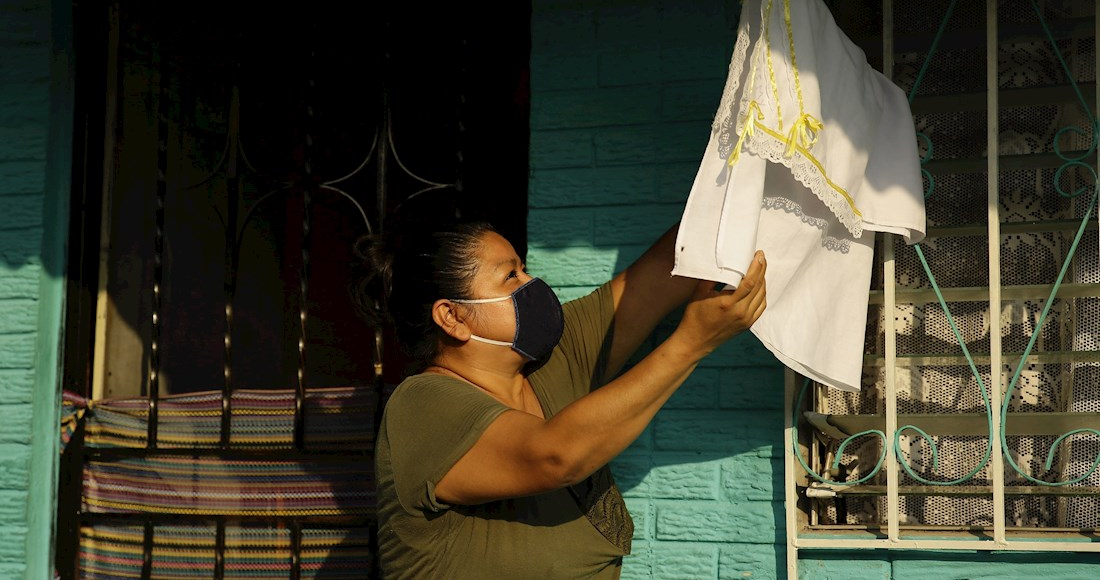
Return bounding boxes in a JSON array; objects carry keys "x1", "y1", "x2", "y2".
[
  {"x1": 531, "y1": 281, "x2": 617, "y2": 408},
  {"x1": 382, "y1": 374, "x2": 510, "y2": 514}
]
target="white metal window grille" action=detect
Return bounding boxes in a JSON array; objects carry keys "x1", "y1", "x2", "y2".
[{"x1": 784, "y1": 0, "x2": 1100, "y2": 575}]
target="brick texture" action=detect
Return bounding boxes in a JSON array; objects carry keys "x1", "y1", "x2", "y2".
[
  {"x1": 0, "y1": 195, "x2": 42, "y2": 228},
  {"x1": 529, "y1": 1, "x2": 785, "y2": 578},
  {"x1": 0, "y1": 0, "x2": 51, "y2": 572},
  {"x1": 0, "y1": 334, "x2": 35, "y2": 369}
]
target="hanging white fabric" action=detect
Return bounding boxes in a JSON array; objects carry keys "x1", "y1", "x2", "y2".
[{"x1": 672, "y1": 0, "x2": 926, "y2": 392}]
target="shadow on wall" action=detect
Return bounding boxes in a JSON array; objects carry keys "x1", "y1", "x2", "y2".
[{"x1": 0, "y1": 0, "x2": 59, "y2": 274}]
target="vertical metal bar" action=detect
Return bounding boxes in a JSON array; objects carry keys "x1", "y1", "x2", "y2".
[
  {"x1": 214, "y1": 519, "x2": 226, "y2": 580},
  {"x1": 882, "y1": 0, "x2": 901, "y2": 545},
  {"x1": 810, "y1": 383, "x2": 822, "y2": 527},
  {"x1": 290, "y1": 521, "x2": 302, "y2": 580},
  {"x1": 369, "y1": 30, "x2": 393, "y2": 543},
  {"x1": 148, "y1": 33, "x2": 171, "y2": 449},
  {"x1": 295, "y1": 59, "x2": 315, "y2": 451},
  {"x1": 783, "y1": 368, "x2": 799, "y2": 579},
  {"x1": 373, "y1": 25, "x2": 392, "y2": 441},
  {"x1": 141, "y1": 522, "x2": 154, "y2": 580},
  {"x1": 373, "y1": 327, "x2": 385, "y2": 428},
  {"x1": 221, "y1": 85, "x2": 241, "y2": 449},
  {"x1": 377, "y1": 97, "x2": 389, "y2": 232},
  {"x1": 1087, "y1": 0, "x2": 1100, "y2": 514},
  {"x1": 986, "y1": 0, "x2": 1007, "y2": 546},
  {"x1": 373, "y1": 88, "x2": 390, "y2": 439},
  {"x1": 295, "y1": 195, "x2": 311, "y2": 451}
]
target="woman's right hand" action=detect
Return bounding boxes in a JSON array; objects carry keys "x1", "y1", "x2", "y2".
[{"x1": 673, "y1": 250, "x2": 767, "y2": 356}]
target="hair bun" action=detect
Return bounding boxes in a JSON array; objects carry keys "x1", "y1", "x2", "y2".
[{"x1": 350, "y1": 233, "x2": 393, "y2": 324}]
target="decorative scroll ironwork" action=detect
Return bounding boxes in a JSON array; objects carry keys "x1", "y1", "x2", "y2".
[{"x1": 794, "y1": 0, "x2": 1100, "y2": 491}]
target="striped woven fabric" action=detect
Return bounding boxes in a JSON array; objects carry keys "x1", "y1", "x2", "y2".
[
  {"x1": 71, "y1": 386, "x2": 379, "y2": 578},
  {"x1": 79, "y1": 524, "x2": 373, "y2": 579},
  {"x1": 83, "y1": 387, "x2": 376, "y2": 450},
  {"x1": 82, "y1": 455, "x2": 374, "y2": 516},
  {"x1": 63, "y1": 390, "x2": 88, "y2": 454}
]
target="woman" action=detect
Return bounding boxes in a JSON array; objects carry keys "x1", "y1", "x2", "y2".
[{"x1": 355, "y1": 219, "x2": 766, "y2": 579}]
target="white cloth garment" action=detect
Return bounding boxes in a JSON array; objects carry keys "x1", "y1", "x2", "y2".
[{"x1": 672, "y1": 0, "x2": 926, "y2": 392}]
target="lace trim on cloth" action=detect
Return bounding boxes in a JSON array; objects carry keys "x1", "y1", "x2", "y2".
[
  {"x1": 715, "y1": 0, "x2": 867, "y2": 239},
  {"x1": 569, "y1": 466, "x2": 633, "y2": 555},
  {"x1": 745, "y1": 130, "x2": 865, "y2": 238},
  {"x1": 763, "y1": 196, "x2": 852, "y2": 253},
  {"x1": 714, "y1": 13, "x2": 753, "y2": 161}
]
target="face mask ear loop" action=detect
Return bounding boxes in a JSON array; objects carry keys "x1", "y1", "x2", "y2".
[
  {"x1": 449, "y1": 295, "x2": 512, "y2": 304},
  {"x1": 448, "y1": 295, "x2": 518, "y2": 349},
  {"x1": 448, "y1": 278, "x2": 540, "y2": 304},
  {"x1": 467, "y1": 335, "x2": 514, "y2": 347}
]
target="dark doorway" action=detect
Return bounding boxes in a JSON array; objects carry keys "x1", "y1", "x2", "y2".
[
  {"x1": 65, "y1": 0, "x2": 532, "y2": 399},
  {"x1": 58, "y1": 1, "x2": 531, "y2": 578}
]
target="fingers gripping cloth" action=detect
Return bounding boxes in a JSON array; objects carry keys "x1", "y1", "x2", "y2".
[{"x1": 672, "y1": 0, "x2": 927, "y2": 392}]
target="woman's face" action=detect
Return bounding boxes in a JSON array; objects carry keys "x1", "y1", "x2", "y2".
[{"x1": 459, "y1": 231, "x2": 533, "y2": 345}]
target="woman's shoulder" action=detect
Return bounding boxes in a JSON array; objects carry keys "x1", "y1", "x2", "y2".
[
  {"x1": 388, "y1": 372, "x2": 475, "y2": 404},
  {"x1": 384, "y1": 373, "x2": 506, "y2": 421},
  {"x1": 379, "y1": 373, "x2": 509, "y2": 450},
  {"x1": 393, "y1": 371, "x2": 465, "y2": 389}
]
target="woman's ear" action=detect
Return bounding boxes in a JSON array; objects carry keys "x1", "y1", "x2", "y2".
[{"x1": 431, "y1": 299, "x2": 471, "y2": 341}]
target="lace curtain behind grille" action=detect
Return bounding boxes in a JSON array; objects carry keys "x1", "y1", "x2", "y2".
[{"x1": 819, "y1": 0, "x2": 1099, "y2": 529}]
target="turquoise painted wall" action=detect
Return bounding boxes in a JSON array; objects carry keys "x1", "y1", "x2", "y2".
[
  {"x1": 527, "y1": 2, "x2": 787, "y2": 577},
  {"x1": 527, "y1": 1, "x2": 1100, "y2": 579},
  {"x1": 0, "y1": 0, "x2": 70, "y2": 578},
  {"x1": 1, "y1": 0, "x2": 1098, "y2": 578}
]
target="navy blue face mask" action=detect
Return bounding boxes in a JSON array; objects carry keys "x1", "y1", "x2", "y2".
[{"x1": 449, "y1": 278, "x2": 565, "y2": 361}]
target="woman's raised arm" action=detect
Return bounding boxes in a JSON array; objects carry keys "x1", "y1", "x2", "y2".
[
  {"x1": 434, "y1": 251, "x2": 767, "y2": 505},
  {"x1": 603, "y1": 222, "x2": 701, "y2": 376}
]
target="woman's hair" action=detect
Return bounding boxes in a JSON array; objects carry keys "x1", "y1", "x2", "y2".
[{"x1": 351, "y1": 219, "x2": 498, "y2": 375}]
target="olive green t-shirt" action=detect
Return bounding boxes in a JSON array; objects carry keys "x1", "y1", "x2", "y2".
[{"x1": 375, "y1": 282, "x2": 634, "y2": 579}]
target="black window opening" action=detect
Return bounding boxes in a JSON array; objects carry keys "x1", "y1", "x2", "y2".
[{"x1": 58, "y1": 2, "x2": 531, "y2": 579}]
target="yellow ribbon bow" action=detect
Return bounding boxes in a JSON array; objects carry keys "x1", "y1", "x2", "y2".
[
  {"x1": 784, "y1": 112, "x2": 824, "y2": 158},
  {"x1": 728, "y1": 101, "x2": 765, "y2": 167}
]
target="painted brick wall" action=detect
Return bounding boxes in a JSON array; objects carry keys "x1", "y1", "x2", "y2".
[
  {"x1": 0, "y1": 0, "x2": 50, "y2": 577},
  {"x1": 528, "y1": 1, "x2": 1100, "y2": 579},
  {"x1": 527, "y1": 1, "x2": 789, "y2": 578}
]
